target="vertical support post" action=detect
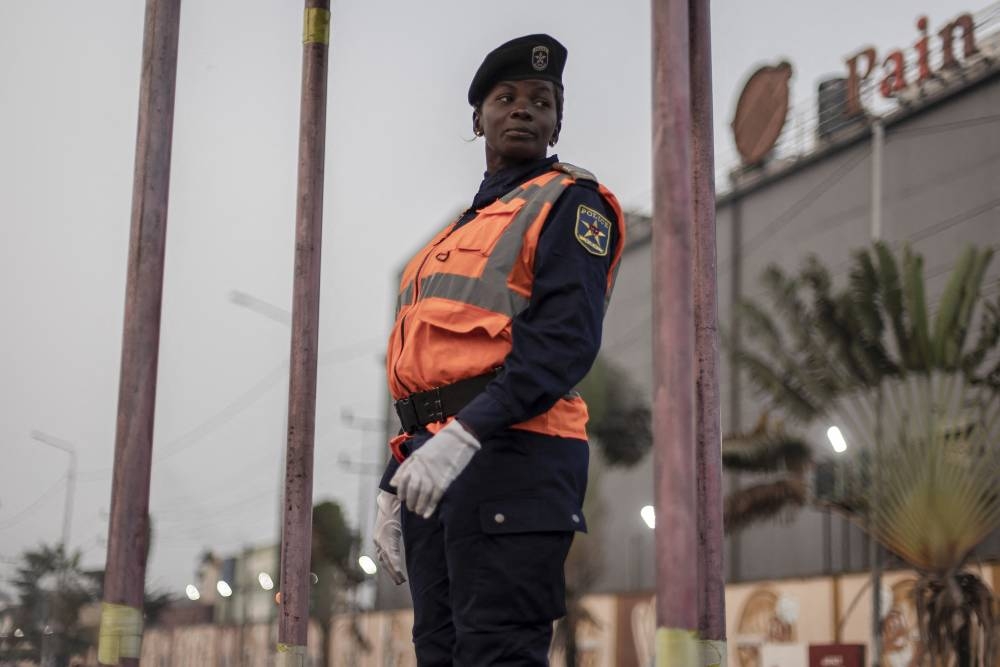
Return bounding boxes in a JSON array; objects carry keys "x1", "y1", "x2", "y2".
[
  {"x1": 870, "y1": 120, "x2": 884, "y2": 242},
  {"x1": 727, "y1": 195, "x2": 743, "y2": 585},
  {"x1": 868, "y1": 120, "x2": 885, "y2": 666},
  {"x1": 871, "y1": 119, "x2": 885, "y2": 241},
  {"x1": 650, "y1": 0, "x2": 697, "y2": 663},
  {"x1": 98, "y1": 2, "x2": 181, "y2": 665},
  {"x1": 689, "y1": 0, "x2": 726, "y2": 664},
  {"x1": 276, "y1": 1, "x2": 330, "y2": 663},
  {"x1": 869, "y1": 387, "x2": 884, "y2": 666}
]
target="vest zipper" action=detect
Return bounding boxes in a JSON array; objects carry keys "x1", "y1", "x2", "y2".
[{"x1": 393, "y1": 224, "x2": 458, "y2": 396}]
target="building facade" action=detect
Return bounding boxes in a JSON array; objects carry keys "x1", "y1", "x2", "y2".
[{"x1": 595, "y1": 4, "x2": 1000, "y2": 595}]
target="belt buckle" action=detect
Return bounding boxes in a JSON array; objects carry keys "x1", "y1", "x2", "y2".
[
  {"x1": 420, "y1": 387, "x2": 445, "y2": 425},
  {"x1": 395, "y1": 397, "x2": 419, "y2": 434}
]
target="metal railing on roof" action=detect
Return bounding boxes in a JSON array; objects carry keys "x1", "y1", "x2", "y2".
[{"x1": 714, "y1": 1, "x2": 1000, "y2": 197}]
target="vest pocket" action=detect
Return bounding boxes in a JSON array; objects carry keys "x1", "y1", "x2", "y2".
[{"x1": 409, "y1": 299, "x2": 511, "y2": 339}]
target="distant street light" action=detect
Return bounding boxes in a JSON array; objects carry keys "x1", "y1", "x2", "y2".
[
  {"x1": 358, "y1": 555, "x2": 377, "y2": 575},
  {"x1": 185, "y1": 585, "x2": 200, "y2": 601},
  {"x1": 827, "y1": 426, "x2": 848, "y2": 453},
  {"x1": 640, "y1": 505, "x2": 656, "y2": 530},
  {"x1": 216, "y1": 581, "x2": 233, "y2": 598},
  {"x1": 29, "y1": 430, "x2": 77, "y2": 549}
]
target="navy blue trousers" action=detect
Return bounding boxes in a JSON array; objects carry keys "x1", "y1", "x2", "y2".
[{"x1": 399, "y1": 429, "x2": 589, "y2": 666}]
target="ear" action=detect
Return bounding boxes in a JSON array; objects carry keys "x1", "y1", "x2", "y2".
[
  {"x1": 472, "y1": 109, "x2": 483, "y2": 137},
  {"x1": 549, "y1": 122, "x2": 561, "y2": 147}
]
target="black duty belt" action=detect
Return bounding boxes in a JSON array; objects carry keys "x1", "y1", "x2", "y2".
[{"x1": 394, "y1": 369, "x2": 501, "y2": 434}]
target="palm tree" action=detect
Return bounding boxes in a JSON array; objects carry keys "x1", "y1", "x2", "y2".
[
  {"x1": 721, "y1": 411, "x2": 813, "y2": 534},
  {"x1": 5, "y1": 545, "x2": 97, "y2": 666},
  {"x1": 732, "y1": 242, "x2": 1000, "y2": 665}
]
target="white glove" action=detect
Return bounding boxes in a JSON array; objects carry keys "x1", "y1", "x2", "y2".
[
  {"x1": 390, "y1": 420, "x2": 481, "y2": 518},
  {"x1": 373, "y1": 490, "x2": 406, "y2": 585}
]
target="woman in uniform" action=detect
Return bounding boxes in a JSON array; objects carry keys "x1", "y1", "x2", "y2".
[{"x1": 372, "y1": 33, "x2": 625, "y2": 666}]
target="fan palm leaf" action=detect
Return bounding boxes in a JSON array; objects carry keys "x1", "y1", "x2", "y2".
[
  {"x1": 948, "y1": 249, "x2": 994, "y2": 369},
  {"x1": 932, "y1": 246, "x2": 977, "y2": 368},
  {"x1": 724, "y1": 478, "x2": 807, "y2": 534},
  {"x1": 733, "y1": 347, "x2": 820, "y2": 421},
  {"x1": 962, "y1": 297, "x2": 1000, "y2": 380},
  {"x1": 867, "y1": 375, "x2": 1000, "y2": 571},
  {"x1": 723, "y1": 429, "x2": 812, "y2": 475},
  {"x1": 875, "y1": 242, "x2": 916, "y2": 369},
  {"x1": 903, "y1": 247, "x2": 933, "y2": 369}
]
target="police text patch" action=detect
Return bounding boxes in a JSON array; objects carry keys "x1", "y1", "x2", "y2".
[{"x1": 574, "y1": 205, "x2": 612, "y2": 256}]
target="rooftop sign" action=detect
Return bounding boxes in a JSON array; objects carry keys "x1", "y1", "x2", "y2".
[{"x1": 844, "y1": 12, "x2": 979, "y2": 115}]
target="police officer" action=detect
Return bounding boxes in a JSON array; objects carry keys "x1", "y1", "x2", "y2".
[{"x1": 372, "y1": 34, "x2": 625, "y2": 666}]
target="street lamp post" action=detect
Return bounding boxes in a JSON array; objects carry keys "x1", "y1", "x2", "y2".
[
  {"x1": 30, "y1": 431, "x2": 77, "y2": 551},
  {"x1": 228, "y1": 289, "x2": 291, "y2": 644},
  {"x1": 29, "y1": 432, "x2": 77, "y2": 667}
]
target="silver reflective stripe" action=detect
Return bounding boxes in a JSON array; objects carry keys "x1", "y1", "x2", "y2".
[
  {"x1": 481, "y1": 175, "x2": 570, "y2": 313},
  {"x1": 418, "y1": 272, "x2": 529, "y2": 317},
  {"x1": 409, "y1": 164, "x2": 600, "y2": 318},
  {"x1": 396, "y1": 282, "x2": 414, "y2": 315}
]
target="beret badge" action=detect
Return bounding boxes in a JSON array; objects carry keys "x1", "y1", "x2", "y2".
[{"x1": 532, "y1": 45, "x2": 550, "y2": 71}]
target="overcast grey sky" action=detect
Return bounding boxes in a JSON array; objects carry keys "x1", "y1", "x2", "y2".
[{"x1": 0, "y1": 0, "x2": 980, "y2": 594}]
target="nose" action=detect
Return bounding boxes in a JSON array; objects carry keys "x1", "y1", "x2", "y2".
[{"x1": 510, "y1": 101, "x2": 533, "y2": 120}]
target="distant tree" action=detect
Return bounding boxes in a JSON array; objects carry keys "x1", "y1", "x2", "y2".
[
  {"x1": 577, "y1": 357, "x2": 652, "y2": 467},
  {"x1": 4, "y1": 545, "x2": 97, "y2": 666},
  {"x1": 310, "y1": 500, "x2": 362, "y2": 667}
]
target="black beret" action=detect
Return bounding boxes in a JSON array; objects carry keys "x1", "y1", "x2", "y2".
[{"x1": 468, "y1": 34, "x2": 567, "y2": 106}]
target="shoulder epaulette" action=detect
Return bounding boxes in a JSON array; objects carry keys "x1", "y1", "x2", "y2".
[{"x1": 553, "y1": 162, "x2": 597, "y2": 184}]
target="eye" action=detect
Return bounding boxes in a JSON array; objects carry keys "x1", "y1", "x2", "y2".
[
  {"x1": 534, "y1": 98, "x2": 551, "y2": 108},
  {"x1": 496, "y1": 93, "x2": 513, "y2": 103}
]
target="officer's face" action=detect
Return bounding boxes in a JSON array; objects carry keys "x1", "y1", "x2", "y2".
[{"x1": 477, "y1": 79, "x2": 560, "y2": 173}]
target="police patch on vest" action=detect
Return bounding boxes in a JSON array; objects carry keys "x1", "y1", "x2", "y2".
[{"x1": 574, "y1": 205, "x2": 611, "y2": 256}]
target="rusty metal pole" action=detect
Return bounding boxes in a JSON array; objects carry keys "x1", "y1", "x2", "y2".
[
  {"x1": 98, "y1": 1, "x2": 181, "y2": 665},
  {"x1": 276, "y1": 1, "x2": 330, "y2": 664},
  {"x1": 650, "y1": 0, "x2": 698, "y2": 664},
  {"x1": 689, "y1": 0, "x2": 727, "y2": 664}
]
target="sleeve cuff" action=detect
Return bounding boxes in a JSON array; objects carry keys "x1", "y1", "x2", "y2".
[
  {"x1": 455, "y1": 390, "x2": 515, "y2": 443},
  {"x1": 378, "y1": 457, "x2": 400, "y2": 493}
]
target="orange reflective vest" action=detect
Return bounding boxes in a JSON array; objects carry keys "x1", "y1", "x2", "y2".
[{"x1": 386, "y1": 163, "x2": 626, "y2": 440}]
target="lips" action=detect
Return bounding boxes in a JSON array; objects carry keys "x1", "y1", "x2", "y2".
[{"x1": 504, "y1": 127, "x2": 537, "y2": 139}]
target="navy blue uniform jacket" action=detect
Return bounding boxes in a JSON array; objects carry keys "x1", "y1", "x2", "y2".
[{"x1": 380, "y1": 155, "x2": 616, "y2": 527}]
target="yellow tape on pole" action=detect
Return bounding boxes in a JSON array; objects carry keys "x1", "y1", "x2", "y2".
[
  {"x1": 302, "y1": 8, "x2": 331, "y2": 45},
  {"x1": 698, "y1": 639, "x2": 727, "y2": 667},
  {"x1": 97, "y1": 602, "x2": 143, "y2": 665},
  {"x1": 655, "y1": 627, "x2": 697, "y2": 667},
  {"x1": 275, "y1": 643, "x2": 308, "y2": 667}
]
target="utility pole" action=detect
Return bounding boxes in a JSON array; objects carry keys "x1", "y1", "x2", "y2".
[
  {"x1": 689, "y1": 0, "x2": 726, "y2": 663},
  {"x1": 650, "y1": 0, "x2": 698, "y2": 663},
  {"x1": 276, "y1": 2, "x2": 331, "y2": 664},
  {"x1": 99, "y1": 1, "x2": 181, "y2": 665}
]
